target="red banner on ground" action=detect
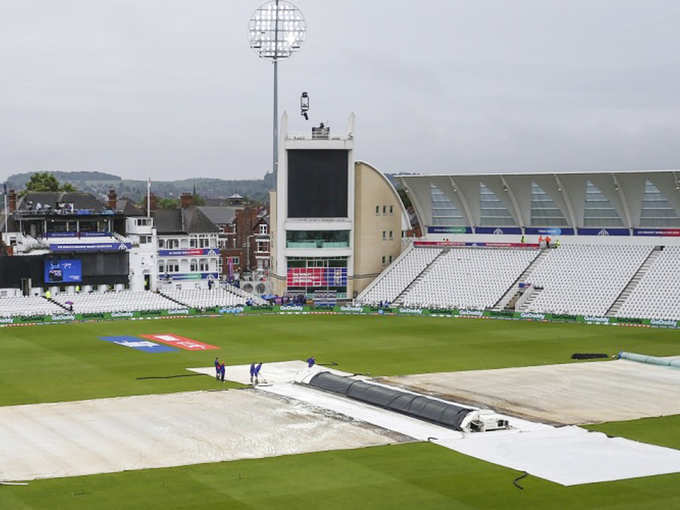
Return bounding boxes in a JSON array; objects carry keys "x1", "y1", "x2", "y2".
[{"x1": 140, "y1": 334, "x2": 218, "y2": 351}]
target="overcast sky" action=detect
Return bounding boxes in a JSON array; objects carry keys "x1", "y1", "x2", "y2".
[{"x1": 1, "y1": 0, "x2": 679, "y2": 182}]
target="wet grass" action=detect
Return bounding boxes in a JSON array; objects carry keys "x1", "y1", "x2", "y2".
[
  {"x1": 1, "y1": 314, "x2": 679, "y2": 406},
  {"x1": 3, "y1": 442, "x2": 680, "y2": 510}
]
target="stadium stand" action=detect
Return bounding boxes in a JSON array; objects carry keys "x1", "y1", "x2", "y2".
[
  {"x1": 51, "y1": 291, "x2": 178, "y2": 314},
  {"x1": 615, "y1": 246, "x2": 680, "y2": 320},
  {"x1": 0, "y1": 296, "x2": 64, "y2": 317},
  {"x1": 523, "y1": 245, "x2": 651, "y2": 316},
  {"x1": 357, "y1": 246, "x2": 442, "y2": 306},
  {"x1": 162, "y1": 288, "x2": 246, "y2": 308},
  {"x1": 401, "y1": 248, "x2": 538, "y2": 310}
]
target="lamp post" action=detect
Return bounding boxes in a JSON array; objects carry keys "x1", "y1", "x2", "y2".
[{"x1": 249, "y1": 0, "x2": 306, "y2": 184}]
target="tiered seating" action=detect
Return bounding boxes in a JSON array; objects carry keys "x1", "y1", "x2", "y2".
[
  {"x1": 357, "y1": 247, "x2": 442, "y2": 305},
  {"x1": 52, "y1": 291, "x2": 177, "y2": 314},
  {"x1": 223, "y1": 284, "x2": 268, "y2": 305},
  {"x1": 525, "y1": 245, "x2": 651, "y2": 316},
  {"x1": 402, "y1": 248, "x2": 537, "y2": 309},
  {"x1": 0, "y1": 296, "x2": 64, "y2": 317},
  {"x1": 163, "y1": 288, "x2": 247, "y2": 308},
  {"x1": 616, "y1": 246, "x2": 680, "y2": 320}
]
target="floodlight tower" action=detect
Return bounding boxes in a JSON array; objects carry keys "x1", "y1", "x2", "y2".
[{"x1": 249, "y1": 0, "x2": 306, "y2": 182}]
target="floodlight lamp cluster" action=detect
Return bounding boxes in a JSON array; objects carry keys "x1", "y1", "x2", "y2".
[{"x1": 249, "y1": 0, "x2": 306, "y2": 59}]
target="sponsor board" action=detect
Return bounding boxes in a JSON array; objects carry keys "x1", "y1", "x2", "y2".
[
  {"x1": 158, "y1": 248, "x2": 219, "y2": 257},
  {"x1": 584, "y1": 316, "x2": 609, "y2": 324},
  {"x1": 475, "y1": 226, "x2": 523, "y2": 235},
  {"x1": 219, "y1": 307, "x2": 244, "y2": 314},
  {"x1": 458, "y1": 309, "x2": 483, "y2": 317},
  {"x1": 141, "y1": 334, "x2": 218, "y2": 351},
  {"x1": 167, "y1": 308, "x2": 190, "y2": 315},
  {"x1": 633, "y1": 228, "x2": 680, "y2": 237},
  {"x1": 426, "y1": 226, "x2": 472, "y2": 234},
  {"x1": 524, "y1": 227, "x2": 575, "y2": 236},
  {"x1": 650, "y1": 319, "x2": 677, "y2": 327},
  {"x1": 577, "y1": 228, "x2": 630, "y2": 236},
  {"x1": 100, "y1": 336, "x2": 178, "y2": 353},
  {"x1": 51, "y1": 314, "x2": 75, "y2": 321},
  {"x1": 111, "y1": 312, "x2": 134, "y2": 318},
  {"x1": 339, "y1": 306, "x2": 364, "y2": 313},
  {"x1": 551, "y1": 313, "x2": 577, "y2": 321},
  {"x1": 0, "y1": 317, "x2": 14, "y2": 324},
  {"x1": 279, "y1": 305, "x2": 304, "y2": 312},
  {"x1": 398, "y1": 308, "x2": 423, "y2": 314},
  {"x1": 49, "y1": 243, "x2": 131, "y2": 252},
  {"x1": 520, "y1": 312, "x2": 546, "y2": 320}
]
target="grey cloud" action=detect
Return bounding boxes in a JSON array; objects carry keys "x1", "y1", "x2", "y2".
[{"x1": 0, "y1": 0, "x2": 678, "y2": 183}]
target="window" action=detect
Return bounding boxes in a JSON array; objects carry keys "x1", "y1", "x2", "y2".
[
  {"x1": 286, "y1": 230, "x2": 350, "y2": 248},
  {"x1": 259, "y1": 224, "x2": 268, "y2": 235},
  {"x1": 199, "y1": 259, "x2": 209, "y2": 271},
  {"x1": 430, "y1": 184, "x2": 466, "y2": 226},
  {"x1": 389, "y1": 230, "x2": 393, "y2": 240},
  {"x1": 389, "y1": 205, "x2": 393, "y2": 215},
  {"x1": 530, "y1": 182, "x2": 568, "y2": 226},
  {"x1": 230, "y1": 256, "x2": 240, "y2": 266},
  {"x1": 389, "y1": 255, "x2": 393, "y2": 263},
  {"x1": 583, "y1": 180, "x2": 623, "y2": 227},
  {"x1": 190, "y1": 238, "x2": 197, "y2": 248},
  {"x1": 167, "y1": 260, "x2": 179, "y2": 272},
  {"x1": 218, "y1": 258, "x2": 223, "y2": 273},
  {"x1": 200, "y1": 237, "x2": 209, "y2": 248},
  {"x1": 479, "y1": 183, "x2": 517, "y2": 226},
  {"x1": 375, "y1": 205, "x2": 380, "y2": 215},
  {"x1": 381, "y1": 256, "x2": 386, "y2": 265},
  {"x1": 382, "y1": 231, "x2": 386, "y2": 240},
  {"x1": 158, "y1": 239, "x2": 165, "y2": 248},
  {"x1": 639, "y1": 179, "x2": 680, "y2": 227},
  {"x1": 190, "y1": 259, "x2": 198, "y2": 272},
  {"x1": 382, "y1": 205, "x2": 387, "y2": 215},
  {"x1": 158, "y1": 262, "x2": 165, "y2": 273}
]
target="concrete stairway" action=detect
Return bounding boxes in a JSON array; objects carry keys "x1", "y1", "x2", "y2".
[
  {"x1": 606, "y1": 245, "x2": 663, "y2": 317},
  {"x1": 392, "y1": 249, "x2": 450, "y2": 306},
  {"x1": 517, "y1": 287, "x2": 543, "y2": 312},
  {"x1": 493, "y1": 249, "x2": 550, "y2": 310},
  {"x1": 43, "y1": 296, "x2": 71, "y2": 312},
  {"x1": 158, "y1": 291, "x2": 190, "y2": 308}
]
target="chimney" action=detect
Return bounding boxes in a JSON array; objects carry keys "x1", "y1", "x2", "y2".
[
  {"x1": 107, "y1": 189, "x2": 117, "y2": 210},
  {"x1": 8, "y1": 189, "x2": 17, "y2": 213},
  {"x1": 180, "y1": 192, "x2": 193, "y2": 209}
]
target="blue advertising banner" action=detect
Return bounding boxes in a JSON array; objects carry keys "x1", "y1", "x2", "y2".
[
  {"x1": 427, "y1": 226, "x2": 473, "y2": 234},
  {"x1": 99, "y1": 336, "x2": 178, "y2": 353},
  {"x1": 577, "y1": 228, "x2": 630, "y2": 236},
  {"x1": 633, "y1": 228, "x2": 680, "y2": 237},
  {"x1": 158, "y1": 248, "x2": 219, "y2": 256},
  {"x1": 49, "y1": 243, "x2": 131, "y2": 252},
  {"x1": 524, "y1": 227, "x2": 574, "y2": 236},
  {"x1": 475, "y1": 227, "x2": 523, "y2": 235},
  {"x1": 44, "y1": 259, "x2": 82, "y2": 283}
]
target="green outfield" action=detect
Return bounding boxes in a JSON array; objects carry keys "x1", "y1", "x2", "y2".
[
  {"x1": 1, "y1": 315, "x2": 679, "y2": 509},
  {"x1": 1, "y1": 314, "x2": 679, "y2": 406},
  {"x1": 3, "y1": 441, "x2": 680, "y2": 510}
]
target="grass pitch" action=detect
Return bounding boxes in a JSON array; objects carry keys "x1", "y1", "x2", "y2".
[
  {"x1": 3, "y1": 442, "x2": 680, "y2": 510},
  {"x1": 1, "y1": 314, "x2": 680, "y2": 509},
  {"x1": 1, "y1": 314, "x2": 679, "y2": 406}
]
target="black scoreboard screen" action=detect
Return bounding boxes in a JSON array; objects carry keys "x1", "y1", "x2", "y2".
[{"x1": 287, "y1": 149, "x2": 348, "y2": 218}]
